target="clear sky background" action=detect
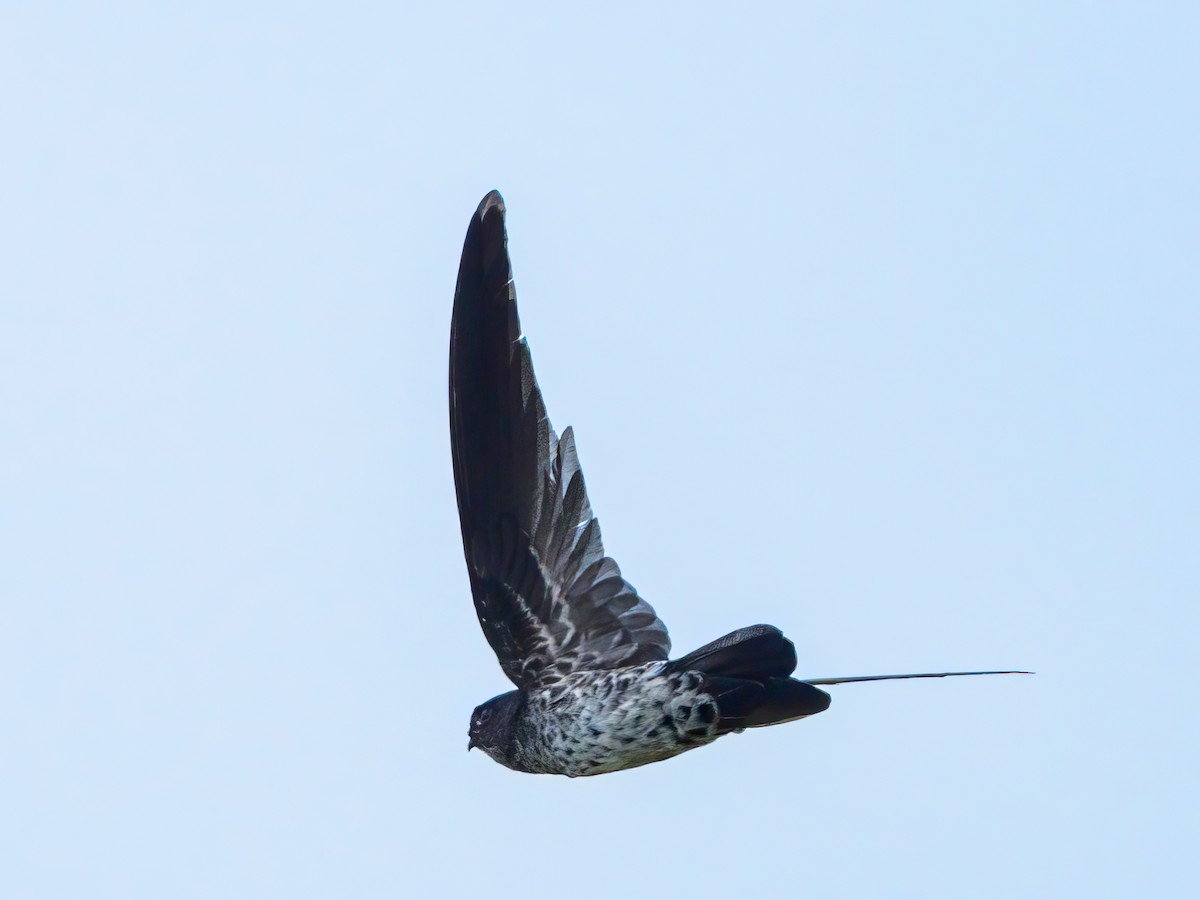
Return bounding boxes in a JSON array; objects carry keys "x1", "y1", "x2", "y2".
[{"x1": 2, "y1": 3, "x2": 1197, "y2": 898}]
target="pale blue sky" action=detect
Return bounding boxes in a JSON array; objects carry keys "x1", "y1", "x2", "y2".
[{"x1": 2, "y1": 3, "x2": 1197, "y2": 898}]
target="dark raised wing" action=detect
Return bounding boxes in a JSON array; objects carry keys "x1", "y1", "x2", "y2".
[{"x1": 449, "y1": 191, "x2": 670, "y2": 689}]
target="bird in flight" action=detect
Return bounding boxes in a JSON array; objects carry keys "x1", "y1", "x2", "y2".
[{"x1": 449, "y1": 191, "x2": 1027, "y2": 777}]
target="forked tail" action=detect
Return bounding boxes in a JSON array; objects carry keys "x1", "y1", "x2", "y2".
[
  {"x1": 668, "y1": 626, "x2": 1030, "y2": 733},
  {"x1": 667, "y1": 625, "x2": 832, "y2": 732}
]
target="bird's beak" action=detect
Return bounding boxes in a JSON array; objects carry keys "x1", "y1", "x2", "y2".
[{"x1": 467, "y1": 737, "x2": 477, "y2": 751}]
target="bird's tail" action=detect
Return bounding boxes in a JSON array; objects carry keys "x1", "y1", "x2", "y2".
[
  {"x1": 665, "y1": 624, "x2": 798, "y2": 680},
  {"x1": 668, "y1": 625, "x2": 832, "y2": 732},
  {"x1": 667, "y1": 626, "x2": 1031, "y2": 733}
]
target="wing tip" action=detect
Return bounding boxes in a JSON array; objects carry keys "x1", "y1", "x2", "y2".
[
  {"x1": 476, "y1": 190, "x2": 506, "y2": 222},
  {"x1": 455, "y1": 190, "x2": 511, "y2": 301}
]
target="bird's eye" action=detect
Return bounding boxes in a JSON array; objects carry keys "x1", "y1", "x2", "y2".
[{"x1": 479, "y1": 709, "x2": 492, "y2": 722}]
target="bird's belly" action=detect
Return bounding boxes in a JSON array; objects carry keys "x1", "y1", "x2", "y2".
[{"x1": 516, "y1": 669, "x2": 721, "y2": 777}]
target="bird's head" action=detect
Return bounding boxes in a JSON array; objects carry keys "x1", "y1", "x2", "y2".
[{"x1": 467, "y1": 690, "x2": 523, "y2": 764}]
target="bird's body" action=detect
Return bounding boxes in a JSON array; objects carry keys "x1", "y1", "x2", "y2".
[
  {"x1": 450, "y1": 190, "x2": 1026, "y2": 776},
  {"x1": 479, "y1": 664, "x2": 718, "y2": 777},
  {"x1": 471, "y1": 623, "x2": 835, "y2": 776}
]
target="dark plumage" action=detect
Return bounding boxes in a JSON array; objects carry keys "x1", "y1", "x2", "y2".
[{"x1": 450, "y1": 191, "x2": 1027, "y2": 776}]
